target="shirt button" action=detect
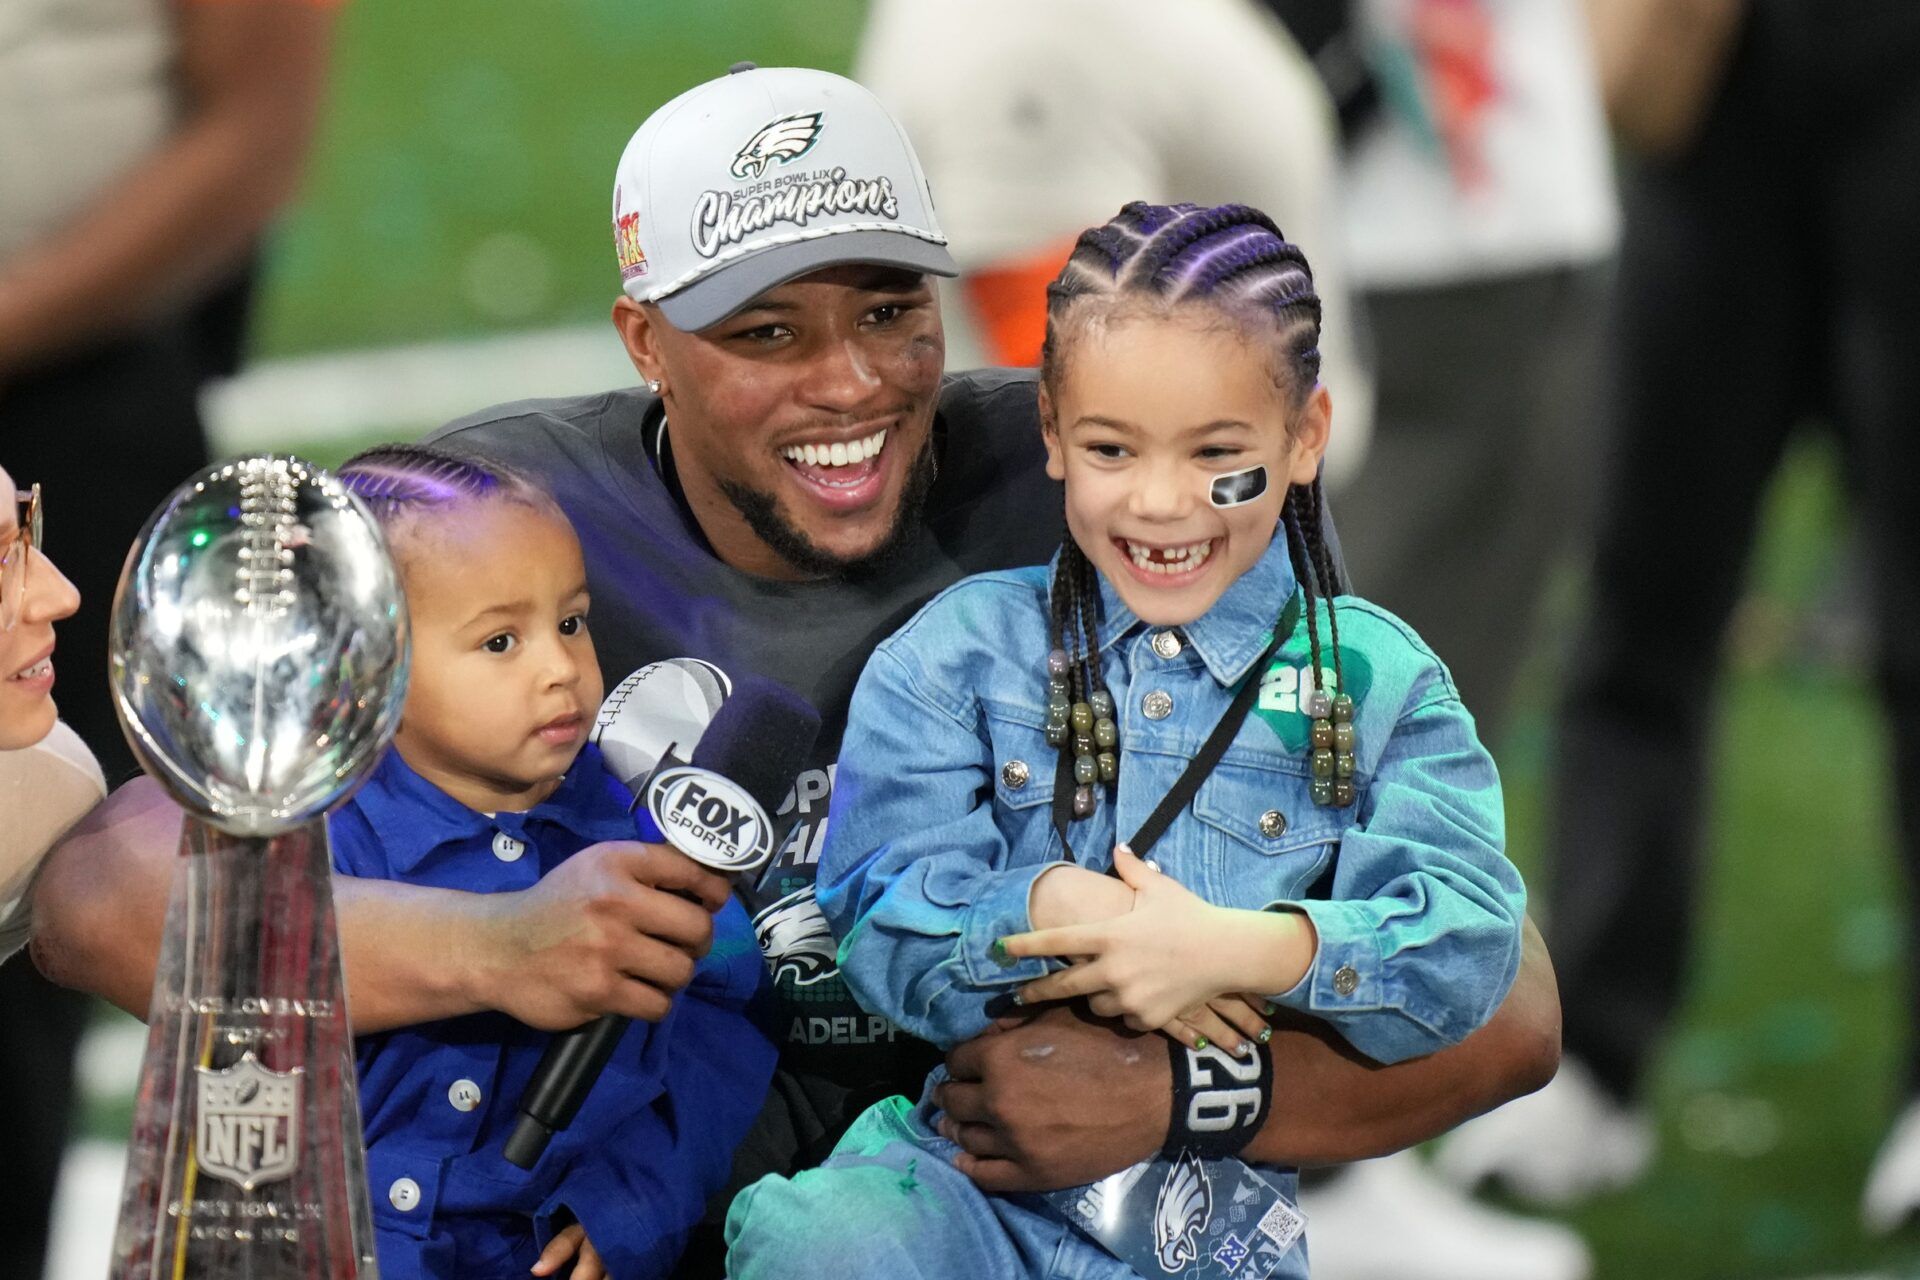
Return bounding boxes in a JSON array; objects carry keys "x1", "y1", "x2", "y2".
[
  {"x1": 1001, "y1": 760, "x2": 1030, "y2": 790},
  {"x1": 388, "y1": 1177, "x2": 422, "y2": 1211},
  {"x1": 1152, "y1": 630, "x2": 1184, "y2": 660},
  {"x1": 1259, "y1": 810, "x2": 1287, "y2": 838},
  {"x1": 491, "y1": 832, "x2": 525, "y2": 862},
  {"x1": 448, "y1": 1079, "x2": 483, "y2": 1112},
  {"x1": 1142, "y1": 691, "x2": 1174, "y2": 721},
  {"x1": 1333, "y1": 965, "x2": 1360, "y2": 997}
]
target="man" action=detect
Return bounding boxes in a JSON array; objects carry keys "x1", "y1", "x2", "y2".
[{"x1": 32, "y1": 65, "x2": 1561, "y2": 1275}]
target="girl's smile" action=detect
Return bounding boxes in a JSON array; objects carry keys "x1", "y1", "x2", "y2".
[{"x1": 1114, "y1": 536, "x2": 1218, "y2": 582}]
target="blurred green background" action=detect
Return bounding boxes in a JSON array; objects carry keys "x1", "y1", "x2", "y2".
[
  {"x1": 88, "y1": 4, "x2": 1920, "y2": 1278},
  {"x1": 252, "y1": 0, "x2": 872, "y2": 357}
]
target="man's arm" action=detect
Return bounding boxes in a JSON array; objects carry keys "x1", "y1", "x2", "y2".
[
  {"x1": 935, "y1": 916, "x2": 1559, "y2": 1191},
  {"x1": 30, "y1": 777, "x2": 733, "y2": 1033},
  {"x1": 0, "y1": 0, "x2": 335, "y2": 380}
]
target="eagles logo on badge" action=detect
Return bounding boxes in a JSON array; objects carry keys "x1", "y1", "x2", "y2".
[
  {"x1": 1155, "y1": 1149, "x2": 1214, "y2": 1272},
  {"x1": 195, "y1": 1052, "x2": 303, "y2": 1191}
]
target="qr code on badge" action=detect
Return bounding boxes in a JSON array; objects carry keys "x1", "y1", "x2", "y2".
[{"x1": 1256, "y1": 1196, "x2": 1307, "y2": 1253}]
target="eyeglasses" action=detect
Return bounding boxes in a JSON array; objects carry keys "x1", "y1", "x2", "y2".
[{"x1": 0, "y1": 483, "x2": 43, "y2": 632}]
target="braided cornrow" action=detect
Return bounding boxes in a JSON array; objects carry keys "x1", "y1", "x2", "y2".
[
  {"x1": 1283, "y1": 490, "x2": 1325, "y2": 686},
  {"x1": 337, "y1": 443, "x2": 563, "y2": 545}
]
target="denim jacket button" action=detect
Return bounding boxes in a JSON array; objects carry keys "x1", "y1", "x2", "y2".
[
  {"x1": 1332, "y1": 965, "x2": 1360, "y2": 996},
  {"x1": 1142, "y1": 691, "x2": 1174, "y2": 721},
  {"x1": 1259, "y1": 809, "x2": 1287, "y2": 838},
  {"x1": 1000, "y1": 760, "x2": 1030, "y2": 790},
  {"x1": 1151, "y1": 630, "x2": 1183, "y2": 660}
]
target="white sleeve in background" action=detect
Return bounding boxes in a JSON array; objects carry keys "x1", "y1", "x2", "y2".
[
  {"x1": 855, "y1": 0, "x2": 1372, "y2": 481},
  {"x1": 0, "y1": 720, "x2": 108, "y2": 963}
]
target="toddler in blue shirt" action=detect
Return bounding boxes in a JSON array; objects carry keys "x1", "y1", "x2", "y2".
[
  {"x1": 330, "y1": 444, "x2": 775, "y2": 1280},
  {"x1": 724, "y1": 204, "x2": 1527, "y2": 1279}
]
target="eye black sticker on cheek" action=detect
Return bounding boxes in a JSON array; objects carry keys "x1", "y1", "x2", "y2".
[{"x1": 1209, "y1": 465, "x2": 1269, "y2": 508}]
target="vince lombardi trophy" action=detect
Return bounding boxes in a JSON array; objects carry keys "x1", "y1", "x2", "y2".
[{"x1": 107, "y1": 457, "x2": 408, "y2": 1278}]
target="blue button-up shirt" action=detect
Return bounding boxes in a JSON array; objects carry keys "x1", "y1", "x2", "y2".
[
  {"x1": 331, "y1": 745, "x2": 776, "y2": 1279},
  {"x1": 818, "y1": 534, "x2": 1525, "y2": 1065}
]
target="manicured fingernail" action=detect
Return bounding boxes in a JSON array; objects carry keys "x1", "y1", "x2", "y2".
[
  {"x1": 1011, "y1": 988, "x2": 1026, "y2": 1005},
  {"x1": 1193, "y1": 1036, "x2": 1210, "y2": 1051},
  {"x1": 1257, "y1": 1027, "x2": 1273, "y2": 1044},
  {"x1": 1234, "y1": 1040, "x2": 1251, "y2": 1056},
  {"x1": 1262, "y1": 1001, "x2": 1278, "y2": 1016},
  {"x1": 990, "y1": 938, "x2": 1011, "y2": 965}
]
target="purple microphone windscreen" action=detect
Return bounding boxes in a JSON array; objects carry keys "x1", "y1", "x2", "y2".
[{"x1": 687, "y1": 674, "x2": 822, "y2": 820}]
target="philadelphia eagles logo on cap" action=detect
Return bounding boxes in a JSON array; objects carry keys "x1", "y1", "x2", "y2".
[{"x1": 731, "y1": 112, "x2": 824, "y2": 180}]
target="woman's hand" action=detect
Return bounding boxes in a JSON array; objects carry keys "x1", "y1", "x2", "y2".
[
  {"x1": 1001, "y1": 845, "x2": 1244, "y2": 1030},
  {"x1": 532, "y1": 1222, "x2": 606, "y2": 1279}
]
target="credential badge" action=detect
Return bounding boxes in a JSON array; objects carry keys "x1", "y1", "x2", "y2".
[{"x1": 195, "y1": 1051, "x2": 302, "y2": 1191}]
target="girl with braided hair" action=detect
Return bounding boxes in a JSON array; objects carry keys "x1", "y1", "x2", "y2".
[{"x1": 725, "y1": 204, "x2": 1525, "y2": 1279}]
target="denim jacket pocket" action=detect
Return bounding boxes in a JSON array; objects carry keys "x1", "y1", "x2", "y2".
[
  {"x1": 1190, "y1": 763, "x2": 1342, "y2": 910},
  {"x1": 982, "y1": 705, "x2": 1064, "y2": 867}
]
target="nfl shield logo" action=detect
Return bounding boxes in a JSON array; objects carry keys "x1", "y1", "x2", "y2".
[{"x1": 195, "y1": 1052, "x2": 302, "y2": 1190}]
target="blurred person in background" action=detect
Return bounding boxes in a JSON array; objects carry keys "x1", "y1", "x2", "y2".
[
  {"x1": 1305, "y1": 0, "x2": 1618, "y2": 750},
  {"x1": 0, "y1": 466, "x2": 103, "y2": 1278},
  {"x1": 854, "y1": 0, "x2": 1375, "y2": 488},
  {"x1": 1434, "y1": 0, "x2": 1920, "y2": 1238},
  {"x1": 1253, "y1": 2, "x2": 1620, "y2": 1276},
  {"x1": 0, "y1": 2, "x2": 335, "y2": 1275}
]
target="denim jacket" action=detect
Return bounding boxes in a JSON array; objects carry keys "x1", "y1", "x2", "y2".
[{"x1": 817, "y1": 533, "x2": 1525, "y2": 1065}]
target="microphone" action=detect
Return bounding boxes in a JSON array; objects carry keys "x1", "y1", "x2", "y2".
[{"x1": 502, "y1": 673, "x2": 821, "y2": 1169}]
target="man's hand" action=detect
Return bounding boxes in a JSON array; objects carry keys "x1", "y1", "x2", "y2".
[
  {"x1": 457, "y1": 840, "x2": 732, "y2": 1031},
  {"x1": 934, "y1": 917, "x2": 1563, "y2": 1189},
  {"x1": 934, "y1": 1004, "x2": 1170, "y2": 1194},
  {"x1": 29, "y1": 776, "x2": 739, "y2": 1034}
]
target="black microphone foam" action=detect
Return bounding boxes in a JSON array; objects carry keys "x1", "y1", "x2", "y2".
[{"x1": 687, "y1": 673, "x2": 822, "y2": 838}]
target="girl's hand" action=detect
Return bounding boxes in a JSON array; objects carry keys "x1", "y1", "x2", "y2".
[
  {"x1": 1166, "y1": 994, "x2": 1277, "y2": 1057},
  {"x1": 533, "y1": 1223, "x2": 607, "y2": 1279},
  {"x1": 1026, "y1": 862, "x2": 1137, "y2": 931},
  {"x1": 1001, "y1": 845, "x2": 1239, "y2": 1029}
]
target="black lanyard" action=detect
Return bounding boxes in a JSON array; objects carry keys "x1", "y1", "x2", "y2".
[{"x1": 1050, "y1": 591, "x2": 1302, "y2": 865}]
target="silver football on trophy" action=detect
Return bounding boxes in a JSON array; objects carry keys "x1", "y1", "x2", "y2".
[{"x1": 110, "y1": 456, "x2": 409, "y2": 835}]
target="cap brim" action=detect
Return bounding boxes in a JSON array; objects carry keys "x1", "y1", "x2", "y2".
[{"x1": 655, "y1": 230, "x2": 959, "y2": 332}]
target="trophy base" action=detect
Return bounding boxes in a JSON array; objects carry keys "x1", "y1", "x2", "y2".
[{"x1": 110, "y1": 816, "x2": 378, "y2": 1278}]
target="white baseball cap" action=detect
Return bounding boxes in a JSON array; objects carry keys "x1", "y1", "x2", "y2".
[{"x1": 612, "y1": 63, "x2": 957, "y2": 331}]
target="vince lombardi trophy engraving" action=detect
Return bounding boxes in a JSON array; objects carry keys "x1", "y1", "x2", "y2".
[{"x1": 108, "y1": 457, "x2": 408, "y2": 1278}]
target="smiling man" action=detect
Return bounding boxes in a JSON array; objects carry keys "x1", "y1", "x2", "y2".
[{"x1": 33, "y1": 64, "x2": 1564, "y2": 1278}]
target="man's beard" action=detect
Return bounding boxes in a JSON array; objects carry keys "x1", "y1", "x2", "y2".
[{"x1": 718, "y1": 435, "x2": 938, "y2": 581}]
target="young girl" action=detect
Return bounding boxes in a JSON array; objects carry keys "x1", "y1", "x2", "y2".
[
  {"x1": 723, "y1": 204, "x2": 1525, "y2": 1278},
  {"x1": 328, "y1": 445, "x2": 776, "y2": 1280}
]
